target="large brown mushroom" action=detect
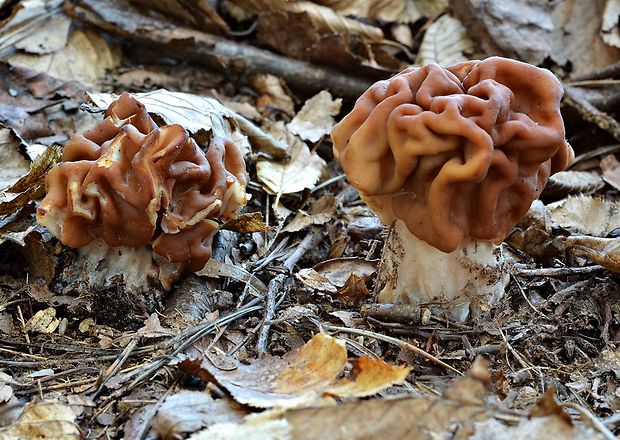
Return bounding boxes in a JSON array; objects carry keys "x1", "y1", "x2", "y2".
[
  {"x1": 37, "y1": 93, "x2": 248, "y2": 291},
  {"x1": 332, "y1": 57, "x2": 573, "y2": 321}
]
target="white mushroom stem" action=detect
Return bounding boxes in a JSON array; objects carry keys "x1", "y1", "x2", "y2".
[{"x1": 376, "y1": 219, "x2": 510, "y2": 322}]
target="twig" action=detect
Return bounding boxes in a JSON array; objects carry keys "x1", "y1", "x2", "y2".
[
  {"x1": 133, "y1": 377, "x2": 179, "y2": 440},
  {"x1": 361, "y1": 303, "x2": 432, "y2": 325},
  {"x1": 564, "y1": 86, "x2": 620, "y2": 142},
  {"x1": 92, "y1": 336, "x2": 139, "y2": 397},
  {"x1": 321, "y1": 323, "x2": 463, "y2": 376},
  {"x1": 514, "y1": 265, "x2": 605, "y2": 278},
  {"x1": 511, "y1": 275, "x2": 547, "y2": 319},
  {"x1": 283, "y1": 229, "x2": 322, "y2": 272},
  {"x1": 563, "y1": 402, "x2": 617, "y2": 440},
  {"x1": 311, "y1": 174, "x2": 346, "y2": 193},
  {"x1": 256, "y1": 274, "x2": 286, "y2": 353},
  {"x1": 569, "y1": 59, "x2": 620, "y2": 82}
]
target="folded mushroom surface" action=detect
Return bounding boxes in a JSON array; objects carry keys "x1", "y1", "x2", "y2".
[
  {"x1": 37, "y1": 92, "x2": 248, "y2": 277},
  {"x1": 332, "y1": 57, "x2": 573, "y2": 252}
]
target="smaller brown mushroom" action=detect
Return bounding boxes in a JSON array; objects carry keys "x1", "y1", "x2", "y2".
[
  {"x1": 37, "y1": 93, "x2": 248, "y2": 291},
  {"x1": 331, "y1": 57, "x2": 573, "y2": 321}
]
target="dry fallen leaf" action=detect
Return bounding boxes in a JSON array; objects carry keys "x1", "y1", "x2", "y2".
[
  {"x1": 601, "y1": 0, "x2": 620, "y2": 48},
  {"x1": 415, "y1": 14, "x2": 475, "y2": 66},
  {"x1": 287, "y1": 90, "x2": 341, "y2": 143},
  {"x1": 222, "y1": 212, "x2": 271, "y2": 233},
  {"x1": 0, "y1": 125, "x2": 30, "y2": 190},
  {"x1": 24, "y1": 307, "x2": 60, "y2": 334},
  {"x1": 282, "y1": 193, "x2": 336, "y2": 233},
  {"x1": 548, "y1": 195, "x2": 620, "y2": 237},
  {"x1": 562, "y1": 235, "x2": 620, "y2": 272},
  {"x1": 543, "y1": 170, "x2": 605, "y2": 198},
  {"x1": 333, "y1": 274, "x2": 372, "y2": 307},
  {"x1": 251, "y1": 74, "x2": 295, "y2": 115},
  {"x1": 0, "y1": 400, "x2": 81, "y2": 440},
  {"x1": 256, "y1": 133, "x2": 327, "y2": 194},
  {"x1": 9, "y1": 29, "x2": 120, "y2": 88},
  {"x1": 600, "y1": 154, "x2": 620, "y2": 191},
  {"x1": 151, "y1": 391, "x2": 248, "y2": 440},
  {"x1": 312, "y1": 0, "x2": 449, "y2": 23},
  {"x1": 176, "y1": 333, "x2": 410, "y2": 409}
]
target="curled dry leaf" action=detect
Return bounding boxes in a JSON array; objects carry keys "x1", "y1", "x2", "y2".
[
  {"x1": 296, "y1": 257, "x2": 377, "y2": 295},
  {"x1": 543, "y1": 170, "x2": 605, "y2": 199},
  {"x1": 175, "y1": 333, "x2": 410, "y2": 409},
  {"x1": 0, "y1": 145, "x2": 61, "y2": 216},
  {"x1": 24, "y1": 307, "x2": 60, "y2": 334},
  {"x1": 151, "y1": 391, "x2": 248, "y2": 440},
  {"x1": 256, "y1": 133, "x2": 327, "y2": 194},
  {"x1": 282, "y1": 193, "x2": 336, "y2": 233},
  {"x1": 548, "y1": 195, "x2": 620, "y2": 237},
  {"x1": 237, "y1": 0, "x2": 384, "y2": 41},
  {"x1": 312, "y1": 0, "x2": 449, "y2": 23},
  {"x1": 601, "y1": 0, "x2": 620, "y2": 48},
  {"x1": 0, "y1": 400, "x2": 81, "y2": 440},
  {"x1": 10, "y1": 29, "x2": 120, "y2": 88},
  {"x1": 600, "y1": 154, "x2": 620, "y2": 191},
  {"x1": 415, "y1": 14, "x2": 476, "y2": 66},
  {"x1": 0, "y1": 125, "x2": 30, "y2": 190},
  {"x1": 562, "y1": 235, "x2": 620, "y2": 272},
  {"x1": 287, "y1": 90, "x2": 341, "y2": 143},
  {"x1": 222, "y1": 211, "x2": 271, "y2": 233},
  {"x1": 251, "y1": 73, "x2": 295, "y2": 115}
]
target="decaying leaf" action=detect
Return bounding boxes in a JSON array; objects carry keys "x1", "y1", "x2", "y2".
[
  {"x1": 0, "y1": 144, "x2": 61, "y2": 216},
  {"x1": 333, "y1": 274, "x2": 372, "y2": 307},
  {"x1": 415, "y1": 14, "x2": 475, "y2": 66},
  {"x1": 9, "y1": 29, "x2": 120, "y2": 88},
  {"x1": 543, "y1": 170, "x2": 605, "y2": 198},
  {"x1": 0, "y1": 400, "x2": 81, "y2": 440},
  {"x1": 282, "y1": 193, "x2": 336, "y2": 233},
  {"x1": 548, "y1": 195, "x2": 620, "y2": 237},
  {"x1": 151, "y1": 391, "x2": 248, "y2": 440},
  {"x1": 176, "y1": 333, "x2": 410, "y2": 409},
  {"x1": 296, "y1": 257, "x2": 377, "y2": 295},
  {"x1": 137, "y1": 314, "x2": 175, "y2": 339},
  {"x1": 222, "y1": 211, "x2": 271, "y2": 233},
  {"x1": 251, "y1": 74, "x2": 295, "y2": 115},
  {"x1": 14, "y1": 14, "x2": 71, "y2": 55},
  {"x1": 562, "y1": 235, "x2": 620, "y2": 272},
  {"x1": 24, "y1": 307, "x2": 60, "y2": 334},
  {"x1": 287, "y1": 90, "x2": 341, "y2": 143},
  {"x1": 312, "y1": 0, "x2": 449, "y2": 23},
  {"x1": 600, "y1": 154, "x2": 620, "y2": 191},
  {"x1": 256, "y1": 133, "x2": 327, "y2": 194},
  {"x1": 237, "y1": 0, "x2": 384, "y2": 41},
  {"x1": 0, "y1": 125, "x2": 29, "y2": 190}
]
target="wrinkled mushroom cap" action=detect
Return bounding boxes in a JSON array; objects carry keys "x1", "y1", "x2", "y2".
[
  {"x1": 37, "y1": 92, "x2": 248, "y2": 273},
  {"x1": 332, "y1": 57, "x2": 573, "y2": 252}
]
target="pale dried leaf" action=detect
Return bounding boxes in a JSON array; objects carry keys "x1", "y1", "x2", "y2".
[
  {"x1": 14, "y1": 14, "x2": 71, "y2": 54},
  {"x1": 282, "y1": 193, "x2": 336, "y2": 232},
  {"x1": 24, "y1": 307, "x2": 60, "y2": 334},
  {"x1": 548, "y1": 195, "x2": 620, "y2": 236},
  {"x1": 312, "y1": 257, "x2": 378, "y2": 288},
  {"x1": 189, "y1": 415, "x2": 291, "y2": 440},
  {"x1": 222, "y1": 212, "x2": 271, "y2": 233},
  {"x1": 9, "y1": 29, "x2": 120, "y2": 88},
  {"x1": 602, "y1": 0, "x2": 620, "y2": 48},
  {"x1": 151, "y1": 391, "x2": 248, "y2": 440},
  {"x1": 287, "y1": 90, "x2": 341, "y2": 143},
  {"x1": 256, "y1": 134, "x2": 327, "y2": 194},
  {"x1": 563, "y1": 236, "x2": 620, "y2": 272},
  {"x1": 0, "y1": 400, "x2": 80, "y2": 440},
  {"x1": 296, "y1": 268, "x2": 338, "y2": 293},
  {"x1": 0, "y1": 125, "x2": 29, "y2": 191},
  {"x1": 137, "y1": 314, "x2": 175, "y2": 339},
  {"x1": 0, "y1": 384, "x2": 13, "y2": 404},
  {"x1": 238, "y1": 0, "x2": 384, "y2": 41},
  {"x1": 415, "y1": 14, "x2": 475, "y2": 66},
  {"x1": 312, "y1": 0, "x2": 449, "y2": 23}
]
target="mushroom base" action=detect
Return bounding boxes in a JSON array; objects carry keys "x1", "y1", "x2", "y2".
[
  {"x1": 59, "y1": 240, "x2": 167, "y2": 329},
  {"x1": 376, "y1": 220, "x2": 509, "y2": 322}
]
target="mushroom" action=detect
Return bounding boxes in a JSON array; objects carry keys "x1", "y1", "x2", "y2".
[
  {"x1": 37, "y1": 93, "x2": 248, "y2": 293},
  {"x1": 331, "y1": 57, "x2": 573, "y2": 321}
]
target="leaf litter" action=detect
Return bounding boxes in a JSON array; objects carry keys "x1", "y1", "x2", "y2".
[{"x1": 0, "y1": 1, "x2": 619, "y2": 439}]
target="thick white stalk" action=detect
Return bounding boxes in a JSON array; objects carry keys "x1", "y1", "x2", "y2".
[{"x1": 376, "y1": 219, "x2": 509, "y2": 322}]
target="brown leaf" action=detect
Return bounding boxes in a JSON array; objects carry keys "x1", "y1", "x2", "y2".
[
  {"x1": 333, "y1": 274, "x2": 371, "y2": 307},
  {"x1": 24, "y1": 307, "x2": 60, "y2": 334},
  {"x1": 222, "y1": 211, "x2": 271, "y2": 233},
  {"x1": 601, "y1": 154, "x2": 620, "y2": 191},
  {"x1": 312, "y1": 0, "x2": 448, "y2": 23},
  {"x1": 250, "y1": 74, "x2": 295, "y2": 115},
  {"x1": 282, "y1": 193, "x2": 336, "y2": 233},
  {"x1": 530, "y1": 387, "x2": 573, "y2": 426}
]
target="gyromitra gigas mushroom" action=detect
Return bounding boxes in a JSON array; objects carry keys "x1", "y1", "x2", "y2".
[
  {"x1": 37, "y1": 92, "x2": 248, "y2": 290},
  {"x1": 332, "y1": 57, "x2": 573, "y2": 321}
]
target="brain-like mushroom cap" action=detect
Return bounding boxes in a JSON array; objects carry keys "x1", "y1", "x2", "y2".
[
  {"x1": 37, "y1": 93, "x2": 248, "y2": 273},
  {"x1": 332, "y1": 57, "x2": 574, "y2": 252}
]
